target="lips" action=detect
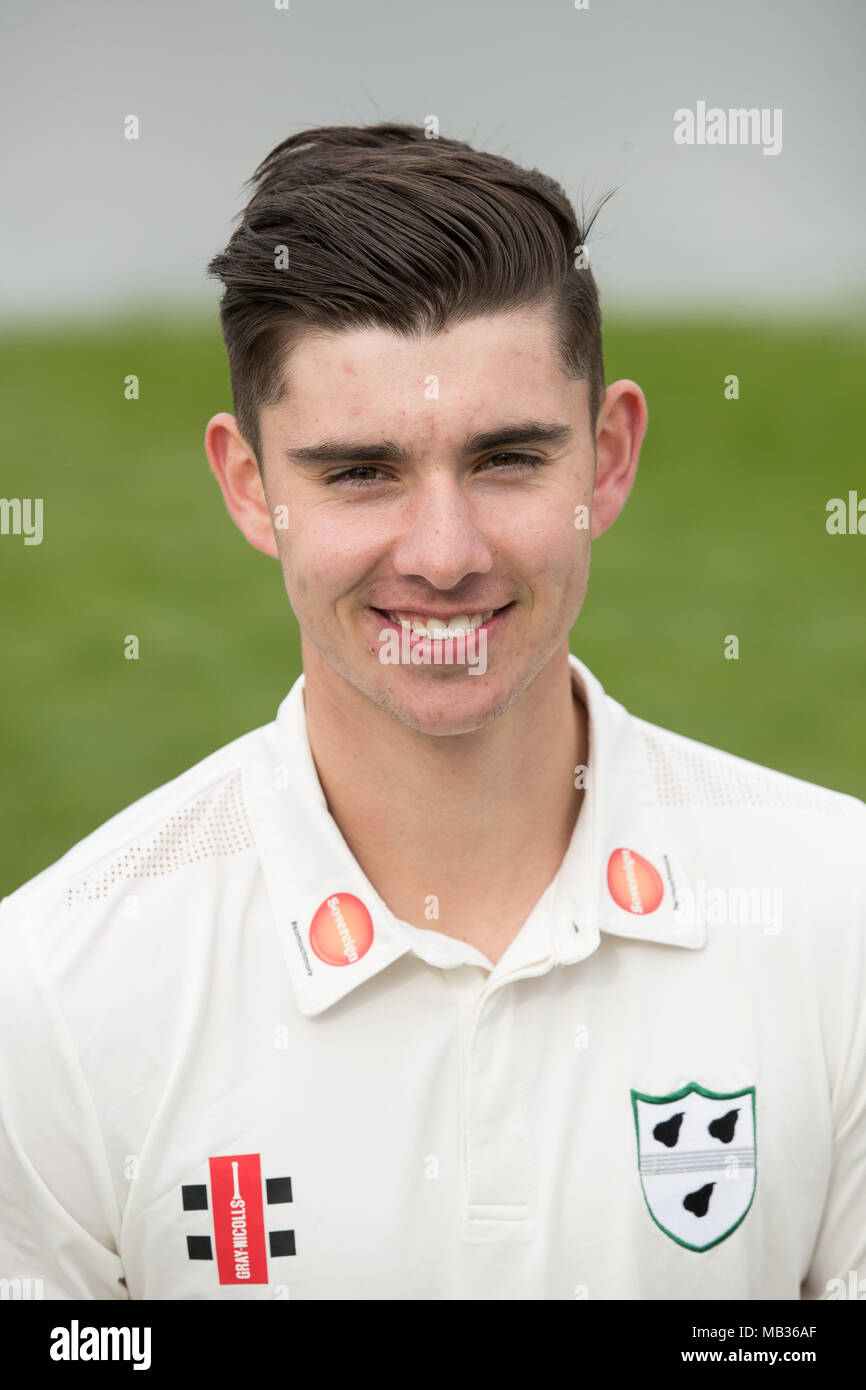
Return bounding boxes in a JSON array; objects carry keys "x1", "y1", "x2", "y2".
[
  {"x1": 372, "y1": 602, "x2": 510, "y2": 619},
  {"x1": 371, "y1": 602, "x2": 514, "y2": 647},
  {"x1": 372, "y1": 603, "x2": 512, "y2": 637}
]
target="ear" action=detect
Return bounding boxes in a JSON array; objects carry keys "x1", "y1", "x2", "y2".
[
  {"x1": 590, "y1": 381, "x2": 649, "y2": 539},
  {"x1": 204, "y1": 413, "x2": 279, "y2": 558}
]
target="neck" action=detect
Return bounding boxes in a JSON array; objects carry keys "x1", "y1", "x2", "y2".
[{"x1": 301, "y1": 644, "x2": 587, "y2": 962}]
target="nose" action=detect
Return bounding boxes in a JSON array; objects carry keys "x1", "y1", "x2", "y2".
[{"x1": 389, "y1": 469, "x2": 495, "y2": 590}]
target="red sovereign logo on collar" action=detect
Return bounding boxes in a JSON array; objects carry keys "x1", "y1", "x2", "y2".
[
  {"x1": 309, "y1": 892, "x2": 374, "y2": 966},
  {"x1": 607, "y1": 848, "x2": 664, "y2": 915}
]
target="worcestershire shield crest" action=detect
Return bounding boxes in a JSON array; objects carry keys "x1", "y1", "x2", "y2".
[{"x1": 631, "y1": 1081, "x2": 756, "y2": 1251}]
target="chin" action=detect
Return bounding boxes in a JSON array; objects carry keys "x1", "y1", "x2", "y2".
[{"x1": 373, "y1": 670, "x2": 510, "y2": 735}]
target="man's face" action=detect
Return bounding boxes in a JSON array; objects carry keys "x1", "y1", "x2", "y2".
[{"x1": 241, "y1": 305, "x2": 636, "y2": 735}]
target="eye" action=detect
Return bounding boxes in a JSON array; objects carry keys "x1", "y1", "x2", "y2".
[
  {"x1": 323, "y1": 452, "x2": 546, "y2": 490},
  {"x1": 323, "y1": 466, "x2": 389, "y2": 489},
  {"x1": 480, "y1": 451, "x2": 546, "y2": 474}
]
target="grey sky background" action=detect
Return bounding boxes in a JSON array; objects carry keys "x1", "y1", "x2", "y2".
[{"x1": 1, "y1": 0, "x2": 863, "y2": 323}]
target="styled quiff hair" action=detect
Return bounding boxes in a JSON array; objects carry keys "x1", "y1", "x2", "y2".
[{"x1": 206, "y1": 123, "x2": 613, "y2": 467}]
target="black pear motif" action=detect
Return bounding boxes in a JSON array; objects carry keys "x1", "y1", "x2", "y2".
[
  {"x1": 683, "y1": 1182, "x2": 715, "y2": 1218},
  {"x1": 653, "y1": 1111, "x2": 685, "y2": 1148},
  {"x1": 708, "y1": 1108, "x2": 740, "y2": 1144}
]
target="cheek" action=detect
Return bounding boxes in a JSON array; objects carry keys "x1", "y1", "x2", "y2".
[
  {"x1": 276, "y1": 515, "x2": 375, "y2": 611},
  {"x1": 517, "y1": 492, "x2": 588, "y2": 579}
]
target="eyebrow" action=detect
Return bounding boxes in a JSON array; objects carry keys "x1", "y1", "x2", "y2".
[{"x1": 283, "y1": 420, "x2": 574, "y2": 468}]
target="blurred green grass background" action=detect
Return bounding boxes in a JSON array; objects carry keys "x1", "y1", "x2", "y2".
[{"x1": 1, "y1": 313, "x2": 863, "y2": 897}]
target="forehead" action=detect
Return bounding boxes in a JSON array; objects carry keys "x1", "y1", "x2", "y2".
[{"x1": 268, "y1": 305, "x2": 584, "y2": 438}]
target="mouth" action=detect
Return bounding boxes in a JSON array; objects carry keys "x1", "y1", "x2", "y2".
[{"x1": 371, "y1": 602, "x2": 515, "y2": 639}]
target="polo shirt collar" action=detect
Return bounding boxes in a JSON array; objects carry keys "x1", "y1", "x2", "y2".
[{"x1": 245, "y1": 654, "x2": 705, "y2": 1018}]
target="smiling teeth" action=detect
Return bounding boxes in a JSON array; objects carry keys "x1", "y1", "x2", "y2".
[{"x1": 386, "y1": 610, "x2": 495, "y2": 636}]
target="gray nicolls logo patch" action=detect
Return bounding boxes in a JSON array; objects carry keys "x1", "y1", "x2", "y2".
[{"x1": 630, "y1": 1082, "x2": 757, "y2": 1251}]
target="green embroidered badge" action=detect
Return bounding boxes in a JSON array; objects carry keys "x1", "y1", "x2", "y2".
[{"x1": 631, "y1": 1081, "x2": 757, "y2": 1252}]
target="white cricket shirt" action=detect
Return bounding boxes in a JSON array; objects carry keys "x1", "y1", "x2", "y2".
[{"x1": 0, "y1": 654, "x2": 863, "y2": 1300}]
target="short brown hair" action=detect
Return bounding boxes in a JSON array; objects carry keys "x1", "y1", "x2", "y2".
[{"x1": 206, "y1": 123, "x2": 614, "y2": 467}]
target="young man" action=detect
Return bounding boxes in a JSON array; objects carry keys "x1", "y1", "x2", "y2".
[{"x1": 0, "y1": 124, "x2": 863, "y2": 1302}]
